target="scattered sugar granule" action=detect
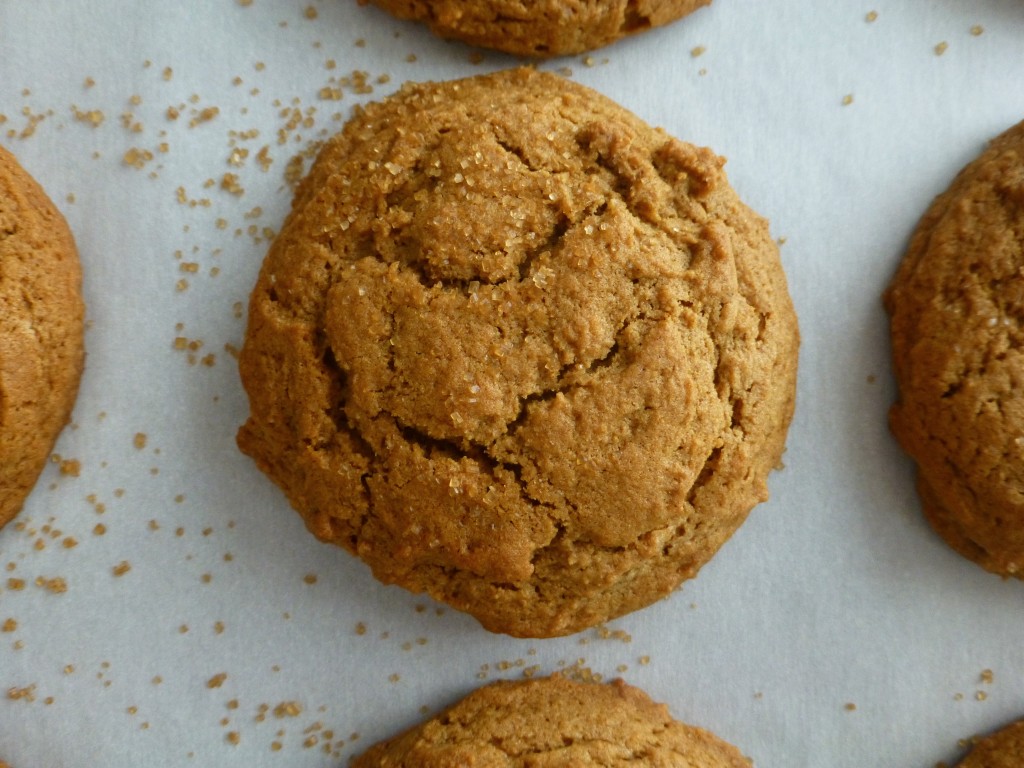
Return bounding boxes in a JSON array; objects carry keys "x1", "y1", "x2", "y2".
[
  {"x1": 72, "y1": 106, "x2": 105, "y2": 127},
  {"x1": 207, "y1": 673, "x2": 228, "y2": 689},
  {"x1": 189, "y1": 106, "x2": 220, "y2": 128},
  {"x1": 122, "y1": 147, "x2": 154, "y2": 169},
  {"x1": 220, "y1": 173, "x2": 244, "y2": 195},
  {"x1": 273, "y1": 701, "x2": 303, "y2": 718},
  {"x1": 59, "y1": 459, "x2": 81, "y2": 477},
  {"x1": 36, "y1": 576, "x2": 67, "y2": 594},
  {"x1": 7, "y1": 685, "x2": 36, "y2": 703}
]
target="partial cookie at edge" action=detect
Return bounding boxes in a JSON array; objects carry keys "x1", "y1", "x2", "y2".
[
  {"x1": 885, "y1": 119, "x2": 1024, "y2": 577},
  {"x1": 351, "y1": 674, "x2": 752, "y2": 767},
  {"x1": 0, "y1": 145, "x2": 85, "y2": 530},
  {"x1": 956, "y1": 718, "x2": 1024, "y2": 768},
  {"x1": 358, "y1": 0, "x2": 712, "y2": 57}
]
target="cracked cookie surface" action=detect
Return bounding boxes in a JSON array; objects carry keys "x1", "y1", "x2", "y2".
[
  {"x1": 351, "y1": 674, "x2": 751, "y2": 767},
  {"x1": 886, "y1": 119, "x2": 1024, "y2": 578},
  {"x1": 0, "y1": 145, "x2": 85, "y2": 529},
  {"x1": 358, "y1": 0, "x2": 711, "y2": 57},
  {"x1": 236, "y1": 67, "x2": 798, "y2": 637}
]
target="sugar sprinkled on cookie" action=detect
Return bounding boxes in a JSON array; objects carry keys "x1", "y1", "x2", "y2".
[{"x1": 237, "y1": 67, "x2": 799, "y2": 637}]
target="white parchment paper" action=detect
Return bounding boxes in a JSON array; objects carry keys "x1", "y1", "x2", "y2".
[{"x1": 2, "y1": 1, "x2": 1024, "y2": 766}]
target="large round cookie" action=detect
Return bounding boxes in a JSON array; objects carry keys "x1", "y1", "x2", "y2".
[
  {"x1": 886, "y1": 119, "x2": 1024, "y2": 578},
  {"x1": 358, "y1": 0, "x2": 711, "y2": 57},
  {"x1": 237, "y1": 67, "x2": 799, "y2": 637},
  {"x1": 0, "y1": 145, "x2": 85, "y2": 530},
  {"x1": 351, "y1": 674, "x2": 751, "y2": 767},
  {"x1": 956, "y1": 719, "x2": 1024, "y2": 767}
]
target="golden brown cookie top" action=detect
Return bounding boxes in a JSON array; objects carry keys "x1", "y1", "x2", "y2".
[
  {"x1": 886, "y1": 119, "x2": 1024, "y2": 577},
  {"x1": 359, "y1": 0, "x2": 711, "y2": 57},
  {"x1": 957, "y1": 720, "x2": 1024, "y2": 768},
  {"x1": 237, "y1": 68, "x2": 798, "y2": 637},
  {"x1": 0, "y1": 144, "x2": 85, "y2": 530},
  {"x1": 352, "y1": 674, "x2": 751, "y2": 767}
]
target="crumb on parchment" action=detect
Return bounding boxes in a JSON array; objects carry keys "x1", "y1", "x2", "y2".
[{"x1": 207, "y1": 672, "x2": 228, "y2": 689}]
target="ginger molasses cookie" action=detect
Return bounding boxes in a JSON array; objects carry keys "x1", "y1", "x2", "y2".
[
  {"x1": 358, "y1": 0, "x2": 711, "y2": 57},
  {"x1": 955, "y1": 718, "x2": 1024, "y2": 767},
  {"x1": 886, "y1": 119, "x2": 1024, "y2": 578},
  {"x1": 237, "y1": 67, "x2": 799, "y2": 637},
  {"x1": 352, "y1": 674, "x2": 751, "y2": 767},
  {"x1": 0, "y1": 145, "x2": 85, "y2": 530}
]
